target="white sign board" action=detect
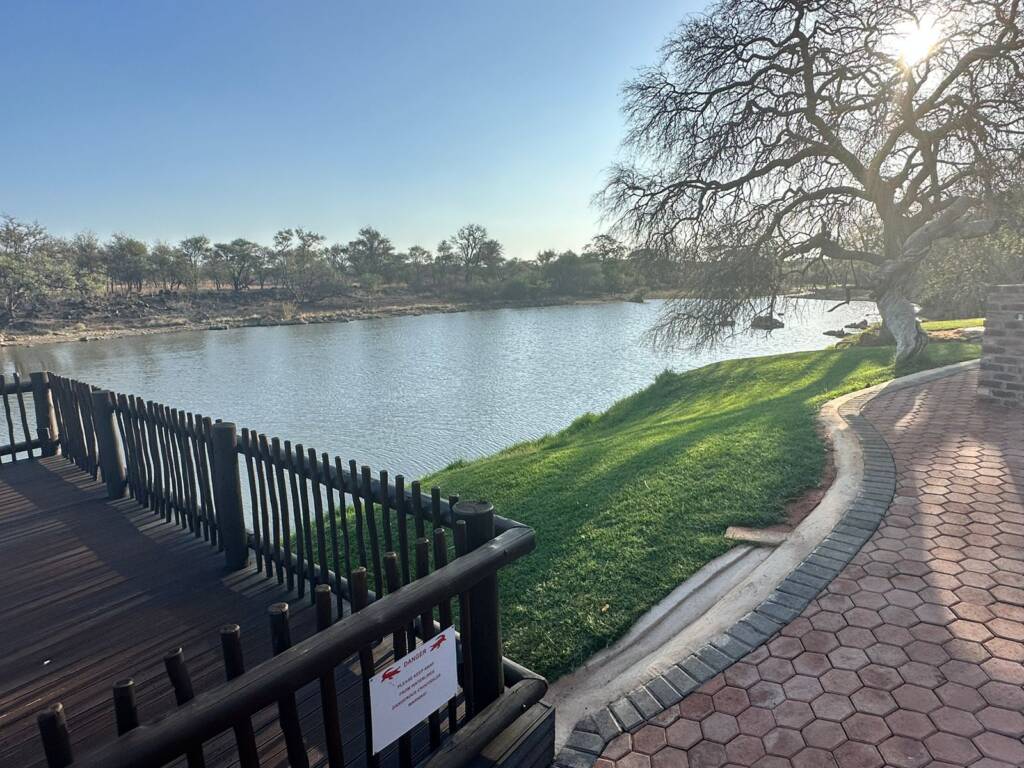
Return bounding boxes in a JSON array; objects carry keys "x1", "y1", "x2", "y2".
[{"x1": 370, "y1": 626, "x2": 458, "y2": 754}]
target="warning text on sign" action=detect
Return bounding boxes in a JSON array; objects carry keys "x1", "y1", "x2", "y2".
[{"x1": 370, "y1": 626, "x2": 458, "y2": 754}]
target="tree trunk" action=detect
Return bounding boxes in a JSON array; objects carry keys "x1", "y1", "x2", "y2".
[{"x1": 877, "y1": 286, "x2": 928, "y2": 365}]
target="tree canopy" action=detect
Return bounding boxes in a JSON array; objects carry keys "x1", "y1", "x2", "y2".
[{"x1": 603, "y1": 0, "x2": 1024, "y2": 361}]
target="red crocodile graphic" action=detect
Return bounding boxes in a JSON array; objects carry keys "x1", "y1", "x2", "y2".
[
  {"x1": 382, "y1": 667, "x2": 400, "y2": 681},
  {"x1": 430, "y1": 633, "x2": 447, "y2": 651}
]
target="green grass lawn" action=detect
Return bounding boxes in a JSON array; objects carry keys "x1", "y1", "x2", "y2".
[
  {"x1": 424, "y1": 342, "x2": 980, "y2": 680},
  {"x1": 921, "y1": 318, "x2": 985, "y2": 331}
]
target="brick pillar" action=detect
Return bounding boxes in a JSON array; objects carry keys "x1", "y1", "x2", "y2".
[{"x1": 979, "y1": 284, "x2": 1024, "y2": 407}]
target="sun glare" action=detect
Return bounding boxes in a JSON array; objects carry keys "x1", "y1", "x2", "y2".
[{"x1": 896, "y1": 16, "x2": 942, "y2": 66}]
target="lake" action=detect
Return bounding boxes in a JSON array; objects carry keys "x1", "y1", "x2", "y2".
[{"x1": 0, "y1": 298, "x2": 877, "y2": 478}]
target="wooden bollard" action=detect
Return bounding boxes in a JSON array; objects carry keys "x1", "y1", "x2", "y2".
[
  {"x1": 268, "y1": 604, "x2": 309, "y2": 768},
  {"x1": 210, "y1": 422, "x2": 248, "y2": 571},
  {"x1": 350, "y1": 570, "x2": 379, "y2": 768},
  {"x1": 219, "y1": 625, "x2": 260, "y2": 768},
  {"x1": 30, "y1": 372, "x2": 59, "y2": 456},
  {"x1": 452, "y1": 501, "x2": 504, "y2": 711},
  {"x1": 112, "y1": 678, "x2": 139, "y2": 735},
  {"x1": 37, "y1": 703, "x2": 73, "y2": 768},
  {"x1": 91, "y1": 390, "x2": 127, "y2": 499},
  {"x1": 315, "y1": 585, "x2": 345, "y2": 768},
  {"x1": 164, "y1": 648, "x2": 205, "y2": 768}
]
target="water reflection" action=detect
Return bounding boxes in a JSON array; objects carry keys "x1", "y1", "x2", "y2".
[{"x1": 1, "y1": 299, "x2": 877, "y2": 477}]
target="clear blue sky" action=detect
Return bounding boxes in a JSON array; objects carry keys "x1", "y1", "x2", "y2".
[{"x1": 1, "y1": 1, "x2": 700, "y2": 259}]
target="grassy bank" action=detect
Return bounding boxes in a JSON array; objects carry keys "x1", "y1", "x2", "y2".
[
  {"x1": 920, "y1": 317, "x2": 985, "y2": 331},
  {"x1": 425, "y1": 342, "x2": 980, "y2": 680}
]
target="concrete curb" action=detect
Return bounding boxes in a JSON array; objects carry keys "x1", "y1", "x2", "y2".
[{"x1": 551, "y1": 360, "x2": 978, "y2": 768}]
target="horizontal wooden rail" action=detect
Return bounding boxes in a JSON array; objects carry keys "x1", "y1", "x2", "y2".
[
  {"x1": 0, "y1": 371, "x2": 49, "y2": 464},
  {"x1": 62, "y1": 526, "x2": 536, "y2": 768},
  {"x1": 0, "y1": 437, "x2": 43, "y2": 458},
  {"x1": 250, "y1": 526, "x2": 533, "y2": 681},
  {"x1": 1, "y1": 377, "x2": 34, "y2": 395},
  {"x1": 422, "y1": 677, "x2": 548, "y2": 768}
]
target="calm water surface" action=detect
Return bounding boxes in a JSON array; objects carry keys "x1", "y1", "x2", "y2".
[{"x1": 1, "y1": 299, "x2": 876, "y2": 477}]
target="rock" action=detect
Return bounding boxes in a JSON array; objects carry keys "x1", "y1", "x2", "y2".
[
  {"x1": 719, "y1": 319, "x2": 736, "y2": 327},
  {"x1": 963, "y1": 327, "x2": 984, "y2": 342},
  {"x1": 824, "y1": 329, "x2": 848, "y2": 338},
  {"x1": 208, "y1": 324, "x2": 229, "y2": 331},
  {"x1": 750, "y1": 314, "x2": 785, "y2": 330},
  {"x1": 844, "y1": 319, "x2": 869, "y2": 329}
]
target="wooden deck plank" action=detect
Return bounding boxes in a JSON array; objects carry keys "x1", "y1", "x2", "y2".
[{"x1": 0, "y1": 456, "x2": 404, "y2": 768}]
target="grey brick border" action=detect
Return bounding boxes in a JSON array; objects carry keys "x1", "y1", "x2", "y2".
[{"x1": 552, "y1": 388, "x2": 897, "y2": 768}]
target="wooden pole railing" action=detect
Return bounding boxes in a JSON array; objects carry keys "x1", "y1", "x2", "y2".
[
  {"x1": 36, "y1": 526, "x2": 540, "y2": 768},
  {"x1": 0, "y1": 372, "x2": 53, "y2": 462},
  {"x1": 11, "y1": 371, "x2": 548, "y2": 768}
]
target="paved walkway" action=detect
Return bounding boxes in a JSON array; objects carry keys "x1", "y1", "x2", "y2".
[{"x1": 599, "y1": 368, "x2": 1024, "y2": 768}]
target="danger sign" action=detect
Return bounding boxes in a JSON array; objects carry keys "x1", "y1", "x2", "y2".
[{"x1": 370, "y1": 626, "x2": 458, "y2": 754}]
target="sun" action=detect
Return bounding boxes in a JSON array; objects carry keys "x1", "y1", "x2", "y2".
[{"x1": 895, "y1": 16, "x2": 942, "y2": 66}]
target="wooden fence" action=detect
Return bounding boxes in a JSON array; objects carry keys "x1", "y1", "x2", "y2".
[
  {"x1": 2, "y1": 371, "x2": 548, "y2": 768},
  {"x1": 0, "y1": 371, "x2": 58, "y2": 463}
]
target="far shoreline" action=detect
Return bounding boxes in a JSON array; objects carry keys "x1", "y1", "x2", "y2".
[
  {"x1": 0, "y1": 287, "x2": 887, "y2": 352},
  {"x1": 0, "y1": 292, "x2": 659, "y2": 350}
]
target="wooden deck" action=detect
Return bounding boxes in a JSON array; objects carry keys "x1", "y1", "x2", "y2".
[{"x1": 0, "y1": 456, "x2": 423, "y2": 768}]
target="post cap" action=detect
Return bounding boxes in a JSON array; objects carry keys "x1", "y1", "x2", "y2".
[{"x1": 452, "y1": 500, "x2": 494, "y2": 517}]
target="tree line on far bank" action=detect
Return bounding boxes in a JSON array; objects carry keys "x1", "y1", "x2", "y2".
[{"x1": 0, "y1": 216, "x2": 689, "y2": 328}]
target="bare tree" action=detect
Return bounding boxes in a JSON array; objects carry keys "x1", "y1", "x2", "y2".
[
  {"x1": 451, "y1": 224, "x2": 504, "y2": 283},
  {"x1": 602, "y1": 0, "x2": 1024, "y2": 362}
]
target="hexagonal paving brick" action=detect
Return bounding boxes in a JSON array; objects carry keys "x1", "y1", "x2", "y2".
[
  {"x1": 737, "y1": 707, "x2": 776, "y2": 738},
  {"x1": 935, "y1": 681, "x2": 986, "y2": 712},
  {"x1": 650, "y1": 747, "x2": 689, "y2": 768},
  {"x1": 678, "y1": 693, "x2": 714, "y2": 721},
  {"x1": 842, "y1": 713, "x2": 891, "y2": 745},
  {"x1": 701, "y1": 712, "x2": 739, "y2": 744},
  {"x1": 810, "y1": 693, "x2": 855, "y2": 721},
  {"x1": 924, "y1": 731, "x2": 981, "y2": 765},
  {"x1": 724, "y1": 734, "x2": 765, "y2": 766},
  {"x1": 756, "y1": 657, "x2": 796, "y2": 684},
  {"x1": 685, "y1": 740, "x2": 727, "y2": 767},
  {"x1": 665, "y1": 718, "x2": 702, "y2": 750},
  {"x1": 748, "y1": 681, "x2": 785, "y2": 709},
  {"x1": 782, "y1": 675, "x2": 823, "y2": 702},
  {"x1": 892, "y1": 684, "x2": 940, "y2": 713},
  {"x1": 878, "y1": 735, "x2": 930, "y2": 768},
  {"x1": 850, "y1": 687, "x2": 897, "y2": 716},
  {"x1": 791, "y1": 746, "x2": 840, "y2": 768},
  {"x1": 617, "y1": 752, "x2": 653, "y2": 768},
  {"x1": 763, "y1": 727, "x2": 804, "y2": 758},
  {"x1": 773, "y1": 700, "x2": 814, "y2": 730},
  {"x1": 883, "y1": 710, "x2": 934, "y2": 740},
  {"x1": 820, "y1": 669, "x2": 861, "y2": 695},
  {"x1": 834, "y1": 740, "x2": 883, "y2": 768},
  {"x1": 632, "y1": 725, "x2": 668, "y2": 755},
  {"x1": 712, "y1": 686, "x2": 750, "y2": 716}
]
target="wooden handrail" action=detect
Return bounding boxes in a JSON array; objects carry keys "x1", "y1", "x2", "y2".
[
  {"x1": 65, "y1": 526, "x2": 536, "y2": 768},
  {"x1": 1, "y1": 377, "x2": 34, "y2": 395},
  {"x1": 0, "y1": 437, "x2": 43, "y2": 458}
]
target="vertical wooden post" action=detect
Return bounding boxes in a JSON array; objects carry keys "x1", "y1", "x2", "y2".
[
  {"x1": 91, "y1": 390, "x2": 127, "y2": 499},
  {"x1": 269, "y1": 603, "x2": 310, "y2": 768},
  {"x1": 112, "y1": 679, "x2": 139, "y2": 735},
  {"x1": 30, "y1": 372, "x2": 58, "y2": 456},
  {"x1": 451, "y1": 500, "x2": 504, "y2": 711},
  {"x1": 211, "y1": 422, "x2": 248, "y2": 571},
  {"x1": 36, "y1": 703, "x2": 73, "y2": 768}
]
